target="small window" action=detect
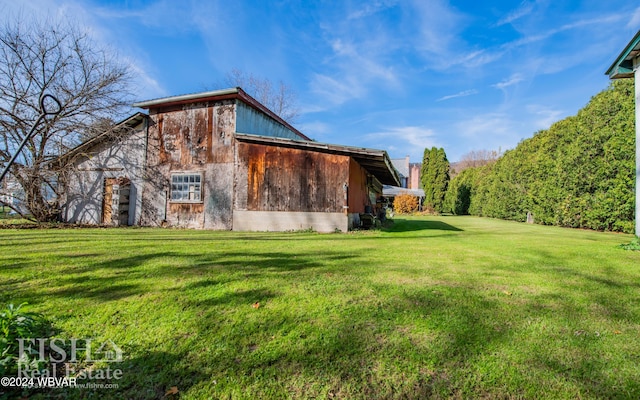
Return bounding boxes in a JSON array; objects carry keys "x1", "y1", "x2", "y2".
[{"x1": 170, "y1": 173, "x2": 202, "y2": 202}]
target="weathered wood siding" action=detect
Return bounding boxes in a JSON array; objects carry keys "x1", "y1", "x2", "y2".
[
  {"x1": 235, "y1": 142, "x2": 349, "y2": 212},
  {"x1": 141, "y1": 100, "x2": 236, "y2": 229}
]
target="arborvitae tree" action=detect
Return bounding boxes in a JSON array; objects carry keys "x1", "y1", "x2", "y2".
[
  {"x1": 420, "y1": 148, "x2": 430, "y2": 194},
  {"x1": 420, "y1": 147, "x2": 450, "y2": 213},
  {"x1": 445, "y1": 79, "x2": 635, "y2": 233}
]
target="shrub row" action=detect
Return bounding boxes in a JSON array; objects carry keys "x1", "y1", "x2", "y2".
[{"x1": 445, "y1": 79, "x2": 635, "y2": 233}]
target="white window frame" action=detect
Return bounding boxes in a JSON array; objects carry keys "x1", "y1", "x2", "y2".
[{"x1": 170, "y1": 172, "x2": 203, "y2": 203}]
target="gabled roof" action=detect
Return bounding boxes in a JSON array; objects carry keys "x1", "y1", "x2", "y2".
[
  {"x1": 606, "y1": 30, "x2": 640, "y2": 79},
  {"x1": 133, "y1": 87, "x2": 311, "y2": 141},
  {"x1": 56, "y1": 112, "x2": 147, "y2": 166},
  {"x1": 235, "y1": 133, "x2": 401, "y2": 186}
]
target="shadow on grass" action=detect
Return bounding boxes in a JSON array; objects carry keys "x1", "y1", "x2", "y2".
[
  {"x1": 385, "y1": 218, "x2": 463, "y2": 233},
  {"x1": 3, "y1": 227, "x2": 639, "y2": 398},
  {"x1": 8, "y1": 250, "x2": 358, "y2": 305}
]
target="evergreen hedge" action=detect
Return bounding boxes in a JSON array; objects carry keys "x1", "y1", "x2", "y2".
[{"x1": 446, "y1": 79, "x2": 635, "y2": 233}]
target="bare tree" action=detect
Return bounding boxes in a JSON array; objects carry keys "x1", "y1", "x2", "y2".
[
  {"x1": 221, "y1": 68, "x2": 300, "y2": 123},
  {"x1": 451, "y1": 149, "x2": 502, "y2": 177},
  {"x1": 0, "y1": 16, "x2": 132, "y2": 222}
]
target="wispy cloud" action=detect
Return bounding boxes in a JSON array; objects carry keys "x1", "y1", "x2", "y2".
[
  {"x1": 365, "y1": 126, "x2": 438, "y2": 152},
  {"x1": 309, "y1": 73, "x2": 364, "y2": 107},
  {"x1": 492, "y1": 74, "x2": 524, "y2": 90},
  {"x1": 411, "y1": 0, "x2": 467, "y2": 65},
  {"x1": 505, "y1": 14, "x2": 627, "y2": 49},
  {"x1": 297, "y1": 120, "x2": 332, "y2": 141},
  {"x1": 450, "y1": 112, "x2": 524, "y2": 158},
  {"x1": 126, "y1": 59, "x2": 167, "y2": 100},
  {"x1": 437, "y1": 89, "x2": 479, "y2": 102},
  {"x1": 628, "y1": 6, "x2": 640, "y2": 29},
  {"x1": 348, "y1": 0, "x2": 398, "y2": 20},
  {"x1": 309, "y1": 25, "x2": 400, "y2": 106},
  {"x1": 496, "y1": 1, "x2": 535, "y2": 26},
  {"x1": 526, "y1": 104, "x2": 565, "y2": 130}
]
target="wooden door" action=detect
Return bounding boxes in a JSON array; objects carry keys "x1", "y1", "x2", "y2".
[
  {"x1": 102, "y1": 178, "x2": 116, "y2": 224},
  {"x1": 117, "y1": 183, "x2": 130, "y2": 226}
]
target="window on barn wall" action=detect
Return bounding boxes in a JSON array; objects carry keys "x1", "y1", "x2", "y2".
[{"x1": 170, "y1": 173, "x2": 203, "y2": 202}]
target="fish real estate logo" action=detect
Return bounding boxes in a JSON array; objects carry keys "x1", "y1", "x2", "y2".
[{"x1": 3, "y1": 338, "x2": 125, "y2": 390}]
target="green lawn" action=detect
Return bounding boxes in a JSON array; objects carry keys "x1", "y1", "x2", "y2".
[{"x1": 1, "y1": 216, "x2": 639, "y2": 399}]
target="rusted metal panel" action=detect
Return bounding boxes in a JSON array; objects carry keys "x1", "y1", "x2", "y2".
[
  {"x1": 348, "y1": 158, "x2": 383, "y2": 214},
  {"x1": 241, "y1": 142, "x2": 349, "y2": 213}
]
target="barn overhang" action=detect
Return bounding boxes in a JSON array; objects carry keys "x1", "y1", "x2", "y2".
[
  {"x1": 606, "y1": 30, "x2": 640, "y2": 79},
  {"x1": 235, "y1": 133, "x2": 401, "y2": 186}
]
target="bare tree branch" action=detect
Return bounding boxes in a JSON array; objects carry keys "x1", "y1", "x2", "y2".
[
  {"x1": 219, "y1": 68, "x2": 300, "y2": 124},
  {"x1": 0, "y1": 15, "x2": 133, "y2": 222}
]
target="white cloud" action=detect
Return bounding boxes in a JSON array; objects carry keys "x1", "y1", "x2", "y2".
[
  {"x1": 437, "y1": 89, "x2": 479, "y2": 102},
  {"x1": 348, "y1": 0, "x2": 398, "y2": 20},
  {"x1": 628, "y1": 6, "x2": 640, "y2": 29},
  {"x1": 505, "y1": 13, "x2": 626, "y2": 49},
  {"x1": 0, "y1": 0, "x2": 167, "y2": 102},
  {"x1": 365, "y1": 126, "x2": 438, "y2": 156},
  {"x1": 309, "y1": 73, "x2": 363, "y2": 106},
  {"x1": 126, "y1": 59, "x2": 167, "y2": 101},
  {"x1": 525, "y1": 104, "x2": 565, "y2": 130},
  {"x1": 309, "y1": 34, "x2": 399, "y2": 105},
  {"x1": 496, "y1": 1, "x2": 535, "y2": 26},
  {"x1": 492, "y1": 74, "x2": 524, "y2": 90},
  {"x1": 449, "y1": 112, "x2": 524, "y2": 158},
  {"x1": 94, "y1": 0, "x2": 201, "y2": 34},
  {"x1": 411, "y1": 0, "x2": 466, "y2": 63},
  {"x1": 297, "y1": 121, "x2": 332, "y2": 141}
]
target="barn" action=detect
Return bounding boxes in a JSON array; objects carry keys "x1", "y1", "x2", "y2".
[{"x1": 61, "y1": 88, "x2": 400, "y2": 232}]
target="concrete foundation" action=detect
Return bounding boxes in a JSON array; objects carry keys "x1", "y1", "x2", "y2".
[{"x1": 233, "y1": 210, "x2": 348, "y2": 233}]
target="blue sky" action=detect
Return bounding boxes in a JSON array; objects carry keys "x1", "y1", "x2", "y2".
[{"x1": 1, "y1": 0, "x2": 639, "y2": 162}]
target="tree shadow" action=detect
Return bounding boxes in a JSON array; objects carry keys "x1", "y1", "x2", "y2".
[{"x1": 385, "y1": 218, "x2": 463, "y2": 233}]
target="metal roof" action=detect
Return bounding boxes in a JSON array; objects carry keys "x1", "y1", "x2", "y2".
[
  {"x1": 390, "y1": 157, "x2": 410, "y2": 177},
  {"x1": 382, "y1": 185, "x2": 425, "y2": 197},
  {"x1": 606, "y1": 30, "x2": 640, "y2": 79},
  {"x1": 55, "y1": 112, "x2": 147, "y2": 167},
  {"x1": 235, "y1": 133, "x2": 401, "y2": 186}
]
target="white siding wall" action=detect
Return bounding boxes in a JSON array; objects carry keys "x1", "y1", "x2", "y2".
[{"x1": 62, "y1": 124, "x2": 146, "y2": 225}]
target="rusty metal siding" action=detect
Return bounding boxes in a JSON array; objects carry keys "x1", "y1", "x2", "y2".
[
  {"x1": 348, "y1": 158, "x2": 368, "y2": 214},
  {"x1": 140, "y1": 100, "x2": 236, "y2": 229},
  {"x1": 236, "y1": 101, "x2": 303, "y2": 140},
  {"x1": 348, "y1": 158, "x2": 383, "y2": 214},
  {"x1": 237, "y1": 142, "x2": 349, "y2": 213}
]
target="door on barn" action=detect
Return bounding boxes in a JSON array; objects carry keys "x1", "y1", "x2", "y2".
[{"x1": 102, "y1": 177, "x2": 131, "y2": 226}]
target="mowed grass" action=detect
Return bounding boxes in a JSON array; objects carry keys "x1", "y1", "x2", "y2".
[{"x1": 1, "y1": 216, "x2": 639, "y2": 399}]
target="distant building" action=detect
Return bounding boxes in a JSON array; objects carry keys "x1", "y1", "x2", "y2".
[
  {"x1": 408, "y1": 163, "x2": 421, "y2": 189},
  {"x1": 390, "y1": 156, "x2": 410, "y2": 188},
  {"x1": 384, "y1": 157, "x2": 424, "y2": 209},
  {"x1": 0, "y1": 174, "x2": 25, "y2": 213}
]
